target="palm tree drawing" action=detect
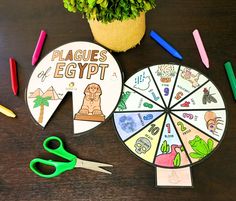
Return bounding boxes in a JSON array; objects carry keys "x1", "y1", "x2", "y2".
[{"x1": 33, "y1": 96, "x2": 51, "y2": 124}]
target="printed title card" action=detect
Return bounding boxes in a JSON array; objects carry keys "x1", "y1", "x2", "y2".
[{"x1": 27, "y1": 42, "x2": 123, "y2": 134}]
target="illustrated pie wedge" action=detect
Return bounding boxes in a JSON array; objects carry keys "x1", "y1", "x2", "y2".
[
  {"x1": 125, "y1": 67, "x2": 165, "y2": 107},
  {"x1": 114, "y1": 111, "x2": 163, "y2": 141},
  {"x1": 169, "y1": 66, "x2": 208, "y2": 108},
  {"x1": 149, "y1": 64, "x2": 180, "y2": 107},
  {"x1": 115, "y1": 86, "x2": 164, "y2": 112},
  {"x1": 154, "y1": 115, "x2": 190, "y2": 167},
  {"x1": 172, "y1": 81, "x2": 225, "y2": 110},
  {"x1": 170, "y1": 114, "x2": 218, "y2": 163},
  {"x1": 125, "y1": 114, "x2": 166, "y2": 163},
  {"x1": 171, "y1": 110, "x2": 226, "y2": 141}
]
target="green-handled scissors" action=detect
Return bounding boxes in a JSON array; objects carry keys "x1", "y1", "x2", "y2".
[{"x1": 30, "y1": 136, "x2": 113, "y2": 178}]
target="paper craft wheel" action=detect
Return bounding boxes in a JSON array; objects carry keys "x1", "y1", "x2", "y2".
[
  {"x1": 114, "y1": 64, "x2": 227, "y2": 169},
  {"x1": 26, "y1": 41, "x2": 123, "y2": 135}
]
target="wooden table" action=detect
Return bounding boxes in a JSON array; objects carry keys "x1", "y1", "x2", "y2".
[{"x1": 0, "y1": 1, "x2": 235, "y2": 200}]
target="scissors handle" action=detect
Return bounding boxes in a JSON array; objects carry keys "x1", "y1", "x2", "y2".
[
  {"x1": 43, "y1": 136, "x2": 76, "y2": 161},
  {"x1": 30, "y1": 158, "x2": 77, "y2": 178}
]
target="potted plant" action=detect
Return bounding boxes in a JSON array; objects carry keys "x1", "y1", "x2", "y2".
[{"x1": 63, "y1": 0, "x2": 156, "y2": 52}]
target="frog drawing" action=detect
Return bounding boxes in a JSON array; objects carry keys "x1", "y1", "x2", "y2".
[
  {"x1": 189, "y1": 135, "x2": 214, "y2": 159},
  {"x1": 117, "y1": 91, "x2": 131, "y2": 111}
]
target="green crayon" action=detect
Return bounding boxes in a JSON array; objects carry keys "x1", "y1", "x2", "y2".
[{"x1": 224, "y1": 61, "x2": 236, "y2": 100}]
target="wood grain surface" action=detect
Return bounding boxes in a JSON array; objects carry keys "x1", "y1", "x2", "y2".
[{"x1": 0, "y1": 0, "x2": 236, "y2": 201}]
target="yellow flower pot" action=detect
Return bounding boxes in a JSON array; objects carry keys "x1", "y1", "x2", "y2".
[{"x1": 88, "y1": 12, "x2": 146, "y2": 52}]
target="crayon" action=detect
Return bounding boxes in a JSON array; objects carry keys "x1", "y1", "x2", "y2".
[
  {"x1": 150, "y1": 30, "x2": 183, "y2": 60},
  {"x1": 224, "y1": 61, "x2": 236, "y2": 100},
  {"x1": 0, "y1": 104, "x2": 16, "y2": 118},
  {"x1": 9, "y1": 57, "x2": 18, "y2": 96},
  {"x1": 32, "y1": 30, "x2": 47, "y2": 66},
  {"x1": 193, "y1": 29, "x2": 209, "y2": 68}
]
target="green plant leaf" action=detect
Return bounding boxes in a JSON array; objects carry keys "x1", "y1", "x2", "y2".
[
  {"x1": 43, "y1": 100, "x2": 49, "y2": 107},
  {"x1": 100, "y1": 0, "x2": 108, "y2": 8},
  {"x1": 63, "y1": 0, "x2": 156, "y2": 23},
  {"x1": 63, "y1": 0, "x2": 77, "y2": 12},
  {"x1": 88, "y1": 0, "x2": 96, "y2": 8},
  {"x1": 166, "y1": 144, "x2": 170, "y2": 153},
  {"x1": 189, "y1": 152, "x2": 203, "y2": 159},
  {"x1": 33, "y1": 96, "x2": 51, "y2": 107},
  {"x1": 34, "y1": 96, "x2": 43, "y2": 102},
  {"x1": 161, "y1": 140, "x2": 167, "y2": 153},
  {"x1": 33, "y1": 96, "x2": 43, "y2": 108},
  {"x1": 173, "y1": 153, "x2": 181, "y2": 167},
  {"x1": 42, "y1": 97, "x2": 51, "y2": 106},
  {"x1": 33, "y1": 101, "x2": 41, "y2": 108}
]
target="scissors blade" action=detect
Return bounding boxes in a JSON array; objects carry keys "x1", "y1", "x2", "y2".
[{"x1": 75, "y1": 158, "x2": 113, "y2": 174}]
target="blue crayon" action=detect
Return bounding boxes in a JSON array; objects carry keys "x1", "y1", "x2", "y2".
[{"x1": 150, "y1": 30, "x2": 183, "y2": 60}]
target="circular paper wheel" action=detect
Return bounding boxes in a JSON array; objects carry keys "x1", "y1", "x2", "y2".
[
  {"x1": 26, "y1": 41, "x2": 123, "y2": 135},
  {"x1": 113, "y1": 64, "x2": 227, "y2": 169}
]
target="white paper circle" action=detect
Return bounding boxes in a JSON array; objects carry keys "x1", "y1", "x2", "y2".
[{"x1": 26, "y1": 41, "x2": 123, "y2": 135}]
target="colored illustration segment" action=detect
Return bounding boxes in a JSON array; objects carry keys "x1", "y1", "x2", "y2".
[
  {"x1": 173, "y1": 81, "x2": 225, "y2": 110},
  {"x1": 114, "y1": 111, "x2": 163, "y2": 141},
  {"x1": 171, "y1": 110, "x2": 226, "y2": 141},
  {"x1": 149, "y1": 64, "x2": 180, "y2": 107},
  {"x1": 115, "y1": 86, "x2": 163, "y2": 112},
  {"x1": 125, "y1": 114, "x2": 166, "y2": 163},
  {"x1": 171, "y1": 114, "x2": 218, "y2": 163},
  {"x1": 113, "y1": 65, "x2": 227, "y2": 171},
  {"x1": 154, "y1": 115, "x2": 190, "y2": 167},
  {"x1": 125, "y1": 68, "x2": 165, "y2": 107},
  {"x1": 169, "y1": 66, "x2": 208, "y2": 107}
]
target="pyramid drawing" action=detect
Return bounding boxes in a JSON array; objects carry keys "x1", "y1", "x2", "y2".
[
  {"x1": 42, "y1": 86, "x2": 60, "y2": 100},
  {"x1": 29, "y1": 88, "x2": 43, "y2": 98}
]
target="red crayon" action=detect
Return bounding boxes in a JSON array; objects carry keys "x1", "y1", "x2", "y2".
[{"x1": 9, "y1": 58, "x2": 18, "y2": 96}]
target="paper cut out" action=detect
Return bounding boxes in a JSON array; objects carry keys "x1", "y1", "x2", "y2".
[
  {"x1": 115, "y1": 86, "x2": 163, "y2": 112},
  {"x1": 125, "y1": 114, "x2": 166, "y2": 163},
  {"x1": 149, "y1": 64, "x2": 179, "y2": 107},
  {"x1": 180, "y1": 67, "x2": 201, "y2": 88},
  {"x1": 29, "y1": 86, "x2": 62, "y2": 124},
  {"x1": 156, "y1": 167, "x2": 192, "y2": 187},
  {"x1": 27, "y1": 41, "x2": 122, "y2": 134},
  {"x1": 172, "y1": 110, "x2": 226, "y2": 141},
  {"x1": 74, "y1": 83, "x2": 105, "y2": 122},
  {"x1": 154, "y1": 115, "x2": 190, "y2": 167},
  {"x1": 169, "y1": 66, "x2": 208, "y2": 107},
  {"x1": 114, "y1": 111, "x2": 163, "y2": 141},
  {"x1": 114, "y1": 64, "x2": 227, "y2": 187},
  {"x1": 173, "y1": 81, "x2": 225, "y2": 110},
  {"x1": 125, "y1": 68, "x2": 165, "y2": 107}
]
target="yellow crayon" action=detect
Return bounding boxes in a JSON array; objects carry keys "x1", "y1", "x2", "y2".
[{"x1": 0, "y1": 104, "x2": 16, "y2": 118}]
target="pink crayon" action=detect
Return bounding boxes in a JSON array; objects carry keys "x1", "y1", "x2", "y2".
[
  {"x1": 193, "y1": 29, "x2": 209, "y2": 68},
  {"x1": 32, "y1": 30, "x2": 47, "y2": 66}
]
